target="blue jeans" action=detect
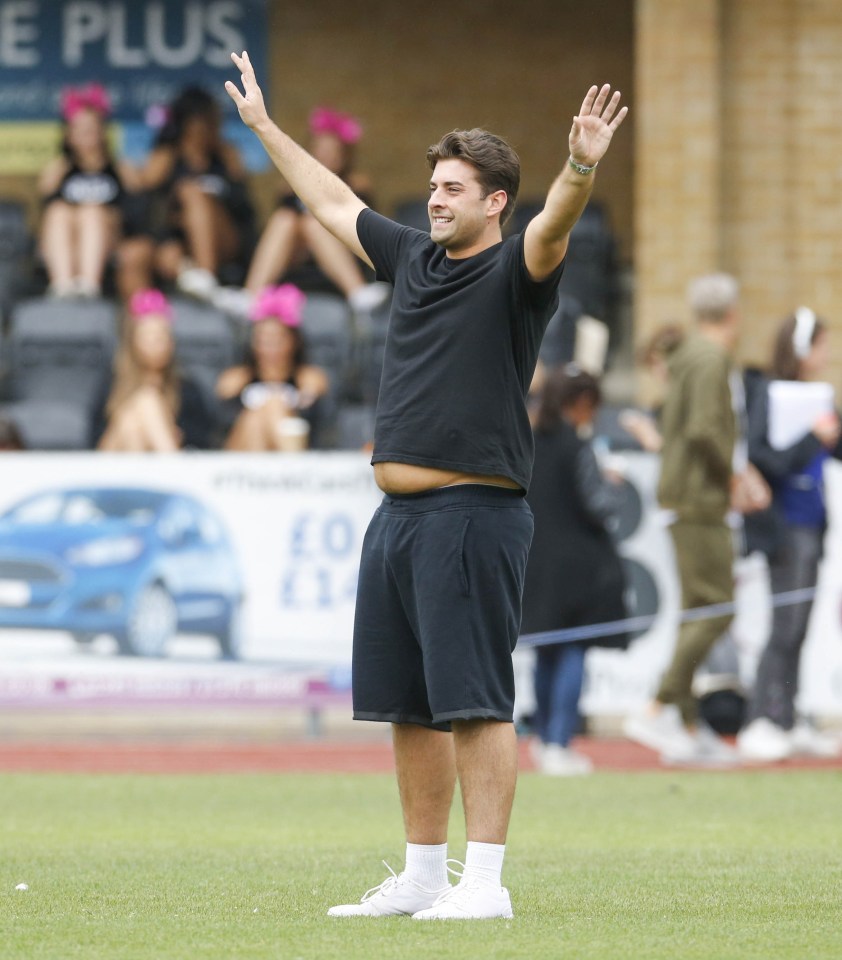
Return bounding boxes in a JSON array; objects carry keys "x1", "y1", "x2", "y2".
[{"x1": 533, "y1": 643, "x2": 586, "y2": 747}]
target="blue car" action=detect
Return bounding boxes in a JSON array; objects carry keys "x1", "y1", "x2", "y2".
[{"x1": 0, "y1": 487, "x2": 244, "y2": 658}]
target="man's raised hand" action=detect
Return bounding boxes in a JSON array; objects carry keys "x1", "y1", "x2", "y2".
[
  {"x1": 569, "y1": 85, "x2": 628, "y2": 168},
  {"x1": 225, "y1": 50, "x2": 268, "y2": 130}
]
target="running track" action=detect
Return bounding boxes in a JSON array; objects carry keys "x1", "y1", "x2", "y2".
[{"x1": 0, "y1": 738, "x2": 839, "y2": 774}]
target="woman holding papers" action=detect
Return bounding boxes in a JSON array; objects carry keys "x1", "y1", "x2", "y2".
[{"x1": 739, "y1": 308, "x2": 842, "y2": 761}]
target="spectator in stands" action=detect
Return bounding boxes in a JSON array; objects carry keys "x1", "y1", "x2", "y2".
[
  {"x1": 217, "y1": 106, "x2": 389, "y2": 317},
  {"x1": 522, "y1": 365, "x2": 628, "y2": 776},
  {"x1": 92, "y1": 289, "x2": 213, "y2": 451},
  {"x1": 133, "y1": 86, "x2": 253, "y2": 300},
  {"x1": 738, "y1": 308, "x2": 842, "y2": 761},
  {"x1": 624, "y1": 274, "x2": 742, "y2": 766},
  {"x1": 0, "y1": 418, "x2": 25, "y2": 451},
  {"x1": 216, "y1": 284, "x2": 328, "y2": 450},
  {"x1": 38, "y1": 84, "x2": 138, "y2": 299}
]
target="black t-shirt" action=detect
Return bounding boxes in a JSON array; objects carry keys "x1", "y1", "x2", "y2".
[{"x1": 356, "y1": 208, "x2": 564, "y2": 491}]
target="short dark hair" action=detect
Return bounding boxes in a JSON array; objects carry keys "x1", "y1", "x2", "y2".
[
  {"x1": 426, "y1": 129, "x2": 520, "y2": 226},
  {"x1": 535, "y1": 363, "x2": 602, "y2": 433}
]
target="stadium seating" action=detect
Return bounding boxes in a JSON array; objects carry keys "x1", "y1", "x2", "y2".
[
  {"x1": 300, "y1": 293, "x2": 353, "y2": 395},
  {"x1": 0, "y1": 200, "x2": 35, "y2": 325},
  {"x1": 0, "y1": 398, "x2": 91, "y2": 451},
  {"x1": 7, "y1": 297, "x2": 118, "y2": 409},
  {"x1": 170, "y1": 296, "x2": 239, "y2": 397},
  {"x1": 336, "y1": 402, "x2": 376, "y2": 451},
  {"x1": 352, "y1": 296, "x2": 390, "y2": 406},
  {"x1": 392, "y1": 199, "x2": 430, "y2": 233}
]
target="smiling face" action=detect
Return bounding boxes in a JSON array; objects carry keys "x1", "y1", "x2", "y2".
[{"x1": 427, "y1": 158, "x2": 506, "y2": 257}]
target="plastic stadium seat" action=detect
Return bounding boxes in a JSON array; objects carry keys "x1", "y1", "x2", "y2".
[
  {"x1": 0, "y1": 399, "x2": 91, "y2": 450},
  {"x1": 392, "y1": 199, "x2": 431, "y2": 233},
  {"x1": 7, "y1": 297, "x2": 118, "y2": 408},
  {"x1": 336, "y1": 403, "x2": 376, "y2": 451},
  {"x1": 170, "y1": 297, "x2": 239, "y2": 394},
  {"x1": 300, "y1": 293, "x2": 353, "y2": 396},
  {"x1": 0, "y1": 200, "x2": 35, "y2": 320},
  {"x1": 353, "y1": 298, "x2": 390, "y2": 405}
]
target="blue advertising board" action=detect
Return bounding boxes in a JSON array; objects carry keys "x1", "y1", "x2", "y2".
[{"x1": 0, "y1": 0, "x2": 269, "y2": 171}]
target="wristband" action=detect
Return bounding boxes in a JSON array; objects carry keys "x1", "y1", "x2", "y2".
[{"x1": 568, "y1": 156, "x2": 598, "y2": 176}]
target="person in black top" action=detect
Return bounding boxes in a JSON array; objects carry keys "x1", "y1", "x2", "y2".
[
  {"x1": 215, "y1": 284, "x2": 329, "y2": 450},
  {"x1": 39, "y1": 84, "x2": 139, "y2": 298},
  {"x1": 521, "y1": 365, "x2": 627, "y2": 777},
  {"x1": 227, "y1": 50, "x2": 627, "y2": 920},
  {"x1": 133, "y1": 86, "x2": 254, "y2": 300}
]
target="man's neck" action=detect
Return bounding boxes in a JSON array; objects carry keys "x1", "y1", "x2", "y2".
[
  {"x1": 444, "y1": 227, "x2": 503, "y2": 260},
  {"x1": 697, "y1": 321, "x2": 734, "y2": 354}
]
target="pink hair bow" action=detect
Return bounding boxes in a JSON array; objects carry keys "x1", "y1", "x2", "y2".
[
  {"x1": 250, "y1": 285, "x2": 307, "y2": 327},
  {"x1": 61, "y1": 83, "x2": 112, "y2": 122},
  {"x1": 309, "y1": 106, "x2": 362, "y2": 145},
  {"x1": 129, "y1": 289, "x2": 173, "y2": 322}
]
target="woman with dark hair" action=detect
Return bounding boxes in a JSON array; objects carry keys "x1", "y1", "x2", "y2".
[
  {"x1": 38, "y1": 84, "x2": 139, "y2": 298},
  {"x1": 216, "y1": 284, "x2": 328, "y2": 450},
  {"x1": 135, "y1": 85, "x2": 253, "y2": 297},
  {"x1": 92, "y1": 289, "x2": 213, "y2": 451},
  {"x1": 738, "y1": 307, "x2": 842, "y2": 761},
  {"x1": 521, "y1": 364, "x2": 628, "y2": 775}
]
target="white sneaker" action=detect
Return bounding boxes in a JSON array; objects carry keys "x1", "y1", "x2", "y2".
[
  {"x1": 412, "y1": 876, "x2": 513, "y2": 920},
  {"x1": 327, "y1": 862, "x2": 449, "y2": 917},
  {"x1": 348, "y1": 282, "x2": 391, "y2": 314},
  {"x1": 737, "y1": 718, "x2": 792, "y2": 762},
  {"x1": 623, "y1": 704, "x2": 697, "y2": 757},
  {"x1": 177, "y1": 266, "x2": 219, "y2": 300},
  {"x1": 789, "y1": 722, "x2": 841, "y2": 759},
  {"x1": 663, "y1": 723, "x2": 740, "y2": 767},
  {"x1": 540, "y1": 743, "x2": 593, "y2": 776}
]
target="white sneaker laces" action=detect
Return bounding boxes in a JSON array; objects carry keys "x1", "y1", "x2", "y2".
[
  {"x1": 360, "y1": 861, "x2": 400, "y2": 902},
  {"x1": 431, "y1": 860, "x2": 484, "y2": 906}
]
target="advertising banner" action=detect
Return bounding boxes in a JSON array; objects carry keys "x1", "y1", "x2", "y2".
[
  {"x1": 0, "y1": 0, "x2": 268, "y2": 172},
  {"x1": 0, "y1": 451, "x2": 840, "y2": 718}
]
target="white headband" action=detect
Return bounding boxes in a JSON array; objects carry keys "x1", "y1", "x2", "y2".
[{"x1": 793, "y1": 306, "x2": 816, "y2": 360}]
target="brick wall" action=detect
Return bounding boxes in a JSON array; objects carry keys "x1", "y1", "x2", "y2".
[
  {"x1": 263, "y1": 0, "x2": 635, "y2": 258},
  {"x1": 636, "y1": 0, "x2": 842, "y2": 388}
]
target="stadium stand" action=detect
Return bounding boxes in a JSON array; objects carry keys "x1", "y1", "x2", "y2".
[{"x1": 0, "y1": 200, "x2": 36, "y2": 325}]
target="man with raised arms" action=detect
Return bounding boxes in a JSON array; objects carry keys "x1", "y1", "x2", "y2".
[{"x1": 226, "y1": 52, "x2": 627, "y2": 920}]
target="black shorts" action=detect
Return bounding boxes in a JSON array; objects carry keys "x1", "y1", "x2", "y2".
[{"x1": 352, "y1": 484, "x2": 534, "y2": 730}]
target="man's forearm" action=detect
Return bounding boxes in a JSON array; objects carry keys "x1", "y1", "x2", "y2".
[
  {"x1": 538, "y1": 162, "x2": 595, "y2": 242},
  {"x1": 250, "y1": 117, "x2": 366, "y2": 239}
]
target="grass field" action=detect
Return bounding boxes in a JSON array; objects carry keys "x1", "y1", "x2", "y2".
[{"x1": 3, "y1": 769, "x2": 841, "y2": 960}]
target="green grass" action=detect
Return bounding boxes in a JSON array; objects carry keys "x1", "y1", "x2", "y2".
[{"x1": 2, "y1": 769, "x2": 841, "y2": 959}]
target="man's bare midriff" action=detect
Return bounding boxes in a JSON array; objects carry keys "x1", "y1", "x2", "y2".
[{"x1": 374, "y1": 461, "x2": 521, "y2": 494}]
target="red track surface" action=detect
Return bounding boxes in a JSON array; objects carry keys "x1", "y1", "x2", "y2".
[{"x1": 0, "y1": 738, "x2": 839, "y2": 774}]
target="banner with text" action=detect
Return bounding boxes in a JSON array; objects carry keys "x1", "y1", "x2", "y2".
[
  {"x1": 0, "y1": 0, "x2": 268, "y2": 171},
  {"x1": 0, "y1": 451, "x2": 840, "y2": 717}
]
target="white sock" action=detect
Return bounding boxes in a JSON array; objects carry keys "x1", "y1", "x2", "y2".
[
  {"x1": 404, "y1": 842, "x2": 448, "y2": 890},
  {"x1": 463, "y1": 841, "x2": 506, "y2": 887}
]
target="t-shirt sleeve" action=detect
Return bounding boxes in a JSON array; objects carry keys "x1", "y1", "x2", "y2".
[
  {"x1": 510, "y1": 230, "x2": 566, "y2": 311},
  {"x1": 356, "y1": 208, "x2": 420, "y2": 284}
]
